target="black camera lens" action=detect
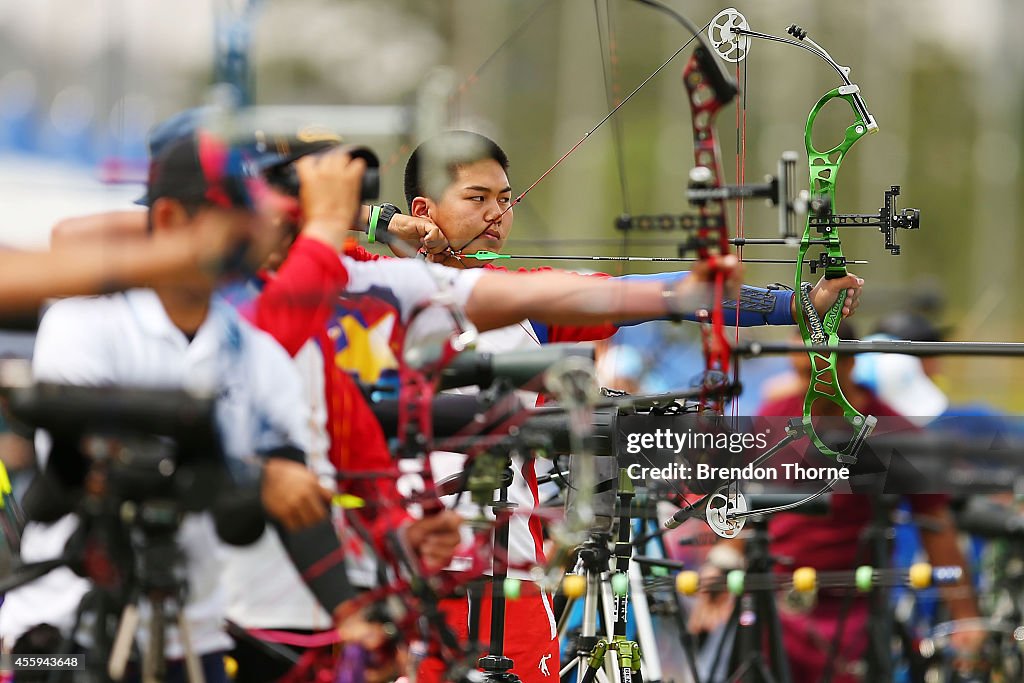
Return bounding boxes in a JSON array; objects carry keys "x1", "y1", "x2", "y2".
[{"x1": 264, "y1": 145, "x2": 380, "y2": 202}]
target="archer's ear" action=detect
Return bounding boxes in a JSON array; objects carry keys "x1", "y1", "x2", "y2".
[
  {"x1": 149, "y1": 197, "x2": 191, "y2": 234},
  {"x1": 410, "y1": 197, "x2": 431, "y2": 219}
]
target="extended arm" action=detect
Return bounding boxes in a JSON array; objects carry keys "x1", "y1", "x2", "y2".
[
  {"x1": 916, "y1": 507, "x2": 980, "y2": 623},
  {"x1": 616, "y1": 271, "x2": 861, "y2": 327},
  {"x1": 465, "y1": 258, "x2": 742, "y2": 333},
  {"x1": 0, "y1": 225, "x2": 232, "y2": 314},
  {"x1": 50, "y1": 210, "x2": 147, "y2": 248}
]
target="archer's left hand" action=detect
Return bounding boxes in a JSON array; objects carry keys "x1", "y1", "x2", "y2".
[
  {"x1": 402, "y1": 510, "x2": 463, "y2": 571},
  {"x1": 807, "y1": 273, "x2": 863, "y2": 319}
]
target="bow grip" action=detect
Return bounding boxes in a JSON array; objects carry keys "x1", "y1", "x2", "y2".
[{"x1": 822, "y1": 288, "x2": 846, "y2": 337}]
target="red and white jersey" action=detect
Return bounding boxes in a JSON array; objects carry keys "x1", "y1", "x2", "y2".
[
  {"x1": 428, "y1": 322, "x2": 554, "y2": 580},
  {"x1": 227, "y1": 242, "x2": 486, "y2": 626}
]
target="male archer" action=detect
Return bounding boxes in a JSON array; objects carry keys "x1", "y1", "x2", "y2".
[{"x1": 342, "y1": 129, "x2": 864, "y2": 683}]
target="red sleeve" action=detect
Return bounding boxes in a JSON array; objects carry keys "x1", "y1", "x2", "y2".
[
  {"x1": 547, "y1": 320, "x2": 619, "y2": 342},
  {"x1": 323, "y1": 361, "x2": 413, "y2": 548},
  {"x1": 250, "y1": 236, "x2": 348, "y2": 356},
  {"x1": 342, "y1": 241, "x2": 392, "y2": 262},
  {"x1": 256, "y1": 239, "x2": 413, "y2": 547}
]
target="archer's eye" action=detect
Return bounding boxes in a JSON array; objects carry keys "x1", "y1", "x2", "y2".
[{"x1": 498, "y1": 196, "x2": 511, "y2": 205}]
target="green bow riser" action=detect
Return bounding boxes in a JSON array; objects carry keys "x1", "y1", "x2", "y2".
[{"x1": 797, "y1": 87, "x2": 878, "y2": 463}]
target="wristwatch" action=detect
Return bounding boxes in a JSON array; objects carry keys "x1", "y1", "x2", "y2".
[{"x1": 368, "y1": 203, "x2": 402, "y2": 243}]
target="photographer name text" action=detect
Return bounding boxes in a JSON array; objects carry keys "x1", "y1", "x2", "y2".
[{"x1": 626, "y1": 462, "x2": 849, "y2": 481}]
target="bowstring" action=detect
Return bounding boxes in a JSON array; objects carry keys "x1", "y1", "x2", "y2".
[
  {"x1": 497, "y1": 25, "x2": 709, "y2": 220},
  {"x1": 375, "y1": 0, "x2": 554, "y2": 177},
  {"x1": 447, "y1": 0, "x2": 556, "y2": 125},
  {"x1": 593, "y1": 0, "x2": 632, "y2": 275},
  {"x1": 729, "y1": 29, "x2": 748, "y2": 504}
]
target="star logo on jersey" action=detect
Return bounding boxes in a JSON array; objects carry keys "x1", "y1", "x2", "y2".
[{"x1": 332, "y1": 312, "x2": 398, "y2": 384}]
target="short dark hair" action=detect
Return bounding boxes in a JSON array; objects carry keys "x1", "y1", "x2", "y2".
[{"x1": 404, "y1": 131, "x2": 509, "y2": 210}]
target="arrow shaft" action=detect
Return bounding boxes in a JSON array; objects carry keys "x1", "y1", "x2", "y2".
[
  {"x1": 466, "y1": 253, "x2": 867, "y2": 265},
  {"x1": 501, "y1": 237, "x2": 840, "y2": 247}
]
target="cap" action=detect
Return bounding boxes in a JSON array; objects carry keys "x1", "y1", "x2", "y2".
[
  {"x1": 250, "y1": 124, "x2": 342, "y2": 170},
  {"x1": 873, "y1": 311, "x2": 947, "y2": 342},
  {"x1": 136, "y1": 108, "x2": 342, "y2": 205},
  {"x1": 144, "y1": 130, "x2": 259, "y2": 211},
  {"x1": 852, "y1": 346, "x2": 948, "y2": 426},
  {"x1": 135, "y1": 108, "x2": 209, "y2": 206}
]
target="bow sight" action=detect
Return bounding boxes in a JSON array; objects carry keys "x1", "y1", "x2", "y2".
[{"x1": 806, "y1": 186, "x2": 921, "y2": 259}]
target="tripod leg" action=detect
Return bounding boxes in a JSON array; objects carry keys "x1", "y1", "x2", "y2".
[
  {"x1": 671, "y1": 597, "x2": 704, "y2": 683},
  {"x1": 144, "y1": 599, "x2": 166, "y2": 683},
  {"x1": 563, "y1": 658, "x2": 613, "y2": 683},
  {"x1": 109, "y1": 603, "x2": 141, "y2": 682},
  {"x1": 468, "y1": 579, "x2": 484, "y2": 650},
  {"x1": 579, "y1": 640, "x2": 611, "y2": 683},
  {"x1": 599, "y1": 580, "x2": 622, "y2": 683},
  {"x1": 177, "y1": 608, "x2": 206, "y2": 683},
  {"x1": 557, "y1": 596, "x2": 578, "y2": 638},
  {"x1": 616, "y1": 641, "x2": 643, "y2": 683},
  {"x1": 577, "y1": 572, "x2": 602, "y2": 683},
  {"x1": 561, "y1": 656, "x2": 580, "y2": 680},
  {"x1": 759, "y1": 591, "x2": 792, "y2": 683},
  {"x1": 727, "y1": 656, "x2": 777, "y2": 683},
  {"x1": 710, "y1": 599, "x2": 740, "y2": 681},
  {"x1": 627, "y1": 562, "x2": 661, "y2": 683},
  {"x1": 580, "y1": 664, "x2": 603, "y2": 683}
]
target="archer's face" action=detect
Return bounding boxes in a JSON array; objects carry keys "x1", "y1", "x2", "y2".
[
  {"x1": 203, "y1": 202, "x2": 285, "y2": 277},
  {"x1": 426, "y1": 159, "x2": 513, "y2": 266}
]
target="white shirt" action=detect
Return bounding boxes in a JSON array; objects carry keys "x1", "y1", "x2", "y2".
[
  {"x1": 0, "y1": 289, "x2": 310, "y2": 657},
  {"x1": 224, "y1": 256, "x2": 486, "y2": 628},
  {"x1": 223, "y1": 342, "x2": 336, "y2": 630},
  {"x1": 428, "y1": 322, "x2": 557, "y2": 580}
]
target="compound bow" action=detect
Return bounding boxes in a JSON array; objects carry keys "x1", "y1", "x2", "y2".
[{"x1": 714, "y1": 10, "x2": 920, "y2": 464}]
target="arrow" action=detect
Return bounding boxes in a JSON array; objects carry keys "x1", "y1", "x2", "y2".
[{"x1": 462, "y1": 251, "x2": 868, "y2": 266}]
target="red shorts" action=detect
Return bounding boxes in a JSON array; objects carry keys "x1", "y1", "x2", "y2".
[{"x1": 418, "y1": 583, "x2": 560, "y2": 683}]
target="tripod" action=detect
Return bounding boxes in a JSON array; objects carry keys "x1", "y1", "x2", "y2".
[
  {"x1": 706, "y1": 516, "x2": 791, "y2": 683},
  {"x1": 861, "y1": 497, "x2": 895, "y2": 683},
  {"x1": 106, "y1": 500, "x2": 204, "y2": 683},
  {"x1": 450, "y1": 447, "x2": 528, "y2": 683},
  {"x1": 470, "y1": 454, "x2": 521, "y2": 683},
  {"x1": 560, "y1": 470, "x2": 646, "y2": 683},
  {"x1": 0, "y1": 501, "x2": 204, "y2": 683}
]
